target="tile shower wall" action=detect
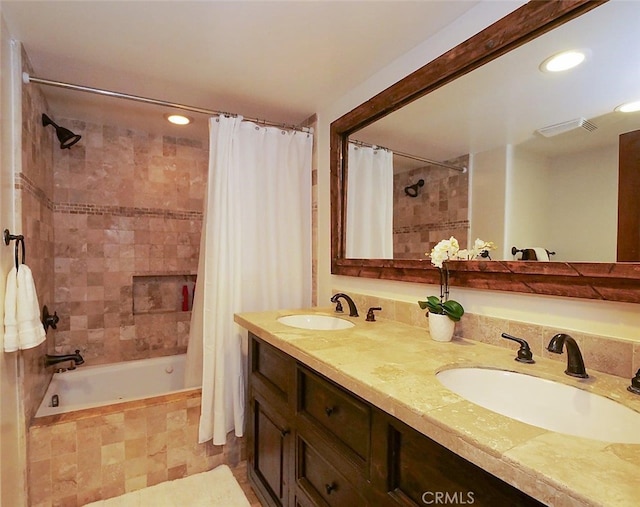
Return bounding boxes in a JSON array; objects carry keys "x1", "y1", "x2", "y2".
[
  {"x1": 51, "y1": 121, "x2": 206, "y2": 365},
  {"x1": 393, "y1": 155, "x2": 469, "y2": 259},
  {"x1": 20, "y1": 50, "x2": 55, "y2": 422}
]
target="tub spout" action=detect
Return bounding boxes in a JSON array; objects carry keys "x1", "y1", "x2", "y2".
[{"x1": 45, "y1": 349, "x2": 84, "y2": 368}]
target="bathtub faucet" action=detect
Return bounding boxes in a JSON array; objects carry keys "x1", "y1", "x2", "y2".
[{"x1": 45, "y1": 350, "x2": 84, "y2": 368}]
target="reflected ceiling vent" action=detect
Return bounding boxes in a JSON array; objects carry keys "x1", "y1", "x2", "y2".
[{"x1": 536, "y1": 117, "x2": 597, "y2": 138}]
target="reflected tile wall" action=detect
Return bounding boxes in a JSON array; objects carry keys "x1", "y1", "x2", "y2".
[
  {"x1": 393, "y1": 155, "x2": 469, "y2": 259},
  {"x1": 52, "y1": 121, "x2": 206, "y2": 365}
]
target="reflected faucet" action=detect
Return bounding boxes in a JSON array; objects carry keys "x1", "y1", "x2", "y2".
[
  {"x1": 546, "y1": 333, "x2": 588, "y2": 378},
  {"x1": 45, "y1": 349, "x2": 84, "y2": 368},
  {"x1": 330, "y1": 293, "x2": 359, "y2": 317}
]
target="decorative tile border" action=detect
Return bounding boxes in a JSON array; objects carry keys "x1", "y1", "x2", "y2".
[{"x1": 16, "y1": 172, "x2": 203, "y2": 221}]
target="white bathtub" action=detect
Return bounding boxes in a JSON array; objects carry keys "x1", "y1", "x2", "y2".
[{"x1": 35, "y1": 354, "x2": 195, "y2": 417}]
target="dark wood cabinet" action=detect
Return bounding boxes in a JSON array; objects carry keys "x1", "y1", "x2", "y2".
[
  {"x1": 370, "y1": 412, "x2": 545, "y2": 507},
  {"x1": 247, "y1": 333, "x2": 546, "y2": 507},
  {"x1": 248, "y1": 335, "x2": 296, "y2": 506}
]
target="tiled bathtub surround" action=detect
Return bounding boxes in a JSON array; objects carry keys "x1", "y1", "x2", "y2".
[
  {"x1": 28, "y1": 390, "x2": 244, "y2": 506},
  {"x1": 51, "y1": 120, "x2": 207, "y2": 365},
  {"x1": 337, "y1": 291, "x2": 640, "y2": 380}
]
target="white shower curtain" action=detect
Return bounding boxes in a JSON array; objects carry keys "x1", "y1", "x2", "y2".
[
  {"x1": 186, "y1": 115, "x2": 312, "y2": 445},
  {"x1": 346, "y1": 143, "x2": 394, "y2": 258}
]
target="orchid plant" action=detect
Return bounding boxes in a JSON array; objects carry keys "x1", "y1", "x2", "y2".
[{"x1": 418, "y1": 237, "x2": 496, "y2": 322}]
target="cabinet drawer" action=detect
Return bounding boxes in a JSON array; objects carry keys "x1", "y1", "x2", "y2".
[
  {"x1": 298, "y1": 367, "x2": 370, "y2": 461},
  {"x1": 297, "y1": 436, "x2": 367, "y2": 507},
  {"x1": 251, "y1": 334, "x2": 294, "y2": 401}
]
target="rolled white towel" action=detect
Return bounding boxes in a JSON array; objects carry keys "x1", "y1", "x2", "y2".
[
  {"x1": 16, "y1": 264, "x2": 46, "y2": 350},
  {"x1": 532, "y1": 247, "x2": 550, "y2": 262},
  {"x1": 3, "y1": 267, "x2": 19, "y2": 352}
]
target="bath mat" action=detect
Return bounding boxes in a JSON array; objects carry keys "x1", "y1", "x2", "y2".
[{"x1": 85, "y1": 464, "x2": 251, "y2": 507}]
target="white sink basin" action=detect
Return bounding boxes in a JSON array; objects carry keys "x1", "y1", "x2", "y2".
[
  {"x1": 277, "y1": 314, "x2": 354, "y2": 330},
  {"x1": 436, "y1": 367, "x2": 640, "y2": 443}
]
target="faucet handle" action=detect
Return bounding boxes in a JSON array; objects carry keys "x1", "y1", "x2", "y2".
[
  {"x1": 366, "y1": 307, "x2": 382, "y2": 322},
  {"x1": 628, "y1": 369, "x2": 640, "y2": 395},
  {"x1": 501, "y1": 333, "x2": 535, "y2": 364},
  {"x1": 333, "y1": 300, "x2": 344, "y2": 313}
]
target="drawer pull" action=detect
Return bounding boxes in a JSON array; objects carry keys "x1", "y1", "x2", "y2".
[
  {"x1": 324, "y1": 406, "x2": 335, "y2": 417},
  {"x1": 325, "y1": 482, "x2": 337, "y2": 495},
  {"x1": 280, "y1": 428, "x2": 290, "y2": 437}
]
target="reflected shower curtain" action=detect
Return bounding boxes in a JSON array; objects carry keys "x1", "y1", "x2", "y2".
[
  {"x1": 346, "y1": 144, "x2": 394, "y2": 258},
  {"x1": 186, "y1": 115, "x2": 312, "y2": 444}
]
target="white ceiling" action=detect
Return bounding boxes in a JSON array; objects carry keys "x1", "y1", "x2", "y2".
[
  {"x1": 354, "y1": 0, "x2": 640, "y2": 171},
  {"x1": 2, "y1": 0, "x2": 480, "y2": 141}
]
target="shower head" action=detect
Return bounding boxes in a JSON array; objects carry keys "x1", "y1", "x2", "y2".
[
  {"x1": 404, "y1": 179, "x2": 425, "y2": 198},
  {"x1": 42, "y1": 113, "x2": 81, "y2": 149}
]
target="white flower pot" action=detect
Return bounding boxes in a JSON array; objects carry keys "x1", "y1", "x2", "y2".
[{"x1": 428, "y1": 312, "x2": 455, "y2": 342}]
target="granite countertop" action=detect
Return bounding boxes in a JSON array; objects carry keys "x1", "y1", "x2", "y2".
[{"x1": 235, "y1": 307, "x2": 640, "y2": 507}]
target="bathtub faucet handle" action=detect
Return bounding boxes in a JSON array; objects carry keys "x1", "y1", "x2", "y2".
[{"x1": 42, "y1": 305, "x2": 59, "y2": 332}]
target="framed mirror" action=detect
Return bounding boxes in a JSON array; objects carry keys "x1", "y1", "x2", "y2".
[{"x1": 331, "y1": 0, "x2": 640, "y2": 303}]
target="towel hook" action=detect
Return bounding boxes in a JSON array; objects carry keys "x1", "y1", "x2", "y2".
[{"x1": 4, "y1": 229, "x2": 25, "y2": 271}]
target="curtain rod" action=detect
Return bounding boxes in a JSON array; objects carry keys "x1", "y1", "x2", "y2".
[
  {"x1": 350, "y1": 139, "x2": 467, "y2": 172},
  {"x1": 22, "y1": 73, "x2": 313, "y2": 134}
]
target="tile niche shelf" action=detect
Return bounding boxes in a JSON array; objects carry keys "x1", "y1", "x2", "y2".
[{"x1": 132, "y1": 273, "x2": 197, "y2": 315}]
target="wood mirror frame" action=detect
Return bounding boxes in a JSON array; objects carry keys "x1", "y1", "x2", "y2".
[{"x1": 331, "y1": 0, "x2": 640, "y2": 304}]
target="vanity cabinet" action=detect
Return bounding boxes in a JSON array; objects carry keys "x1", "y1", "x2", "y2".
[
  {"x1": 370, "y1": 412, "x2": 546, "y2": 507},
  {"x1": 247, "y1": 334, "x2": 296, "y2": 506},
  {"x1": 247, "y1": 333, "x2": 545, "y2": 507}
]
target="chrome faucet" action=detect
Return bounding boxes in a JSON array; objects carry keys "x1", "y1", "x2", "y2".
[
  {"x1": 330, "y1": 293, "x2": 359, "y2": 317},
  {"x1": 546, "y1": 333, "x2": 588, "y2": 378},
  {"x1": 45, "y1": 349, "x2": 84, "y2": 368}
]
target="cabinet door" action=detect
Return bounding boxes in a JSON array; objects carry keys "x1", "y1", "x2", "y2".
[
  {"x1": 372, "y1": 412, "x2": 546, "y2": 507},
  {"x1": 248, "y1": 394, "x2": 293, "y2": 507}
]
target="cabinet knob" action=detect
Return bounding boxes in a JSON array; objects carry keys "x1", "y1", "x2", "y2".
[
  {"x1": 324, "y1": 406, "x2": 334, "y2": 417},
  {"x1": 280, "y1": 428, "x2": 290, "y2": 437},
  {"x1": 325, "y1": 482, "x2": 337, "y2": 495}
]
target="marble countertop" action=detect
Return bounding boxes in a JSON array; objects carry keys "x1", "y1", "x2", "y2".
[{"x1": 235, "y1": 307, "x2": 640, "y2": 507}]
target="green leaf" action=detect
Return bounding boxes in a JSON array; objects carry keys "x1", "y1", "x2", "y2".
[{"x1": 441, "y1": 300, "x2": 464, "y2": 321}]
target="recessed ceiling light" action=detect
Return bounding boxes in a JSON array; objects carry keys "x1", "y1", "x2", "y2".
[
  {"x1": 615, "y1": 101, "x2": 640, "y2": 113},
  {"x1": 164, "y1": 114, "x2": 192, "y2": 125},
  {"x1": 540, "y1": 50, "x2": 588, "y2": 73}
]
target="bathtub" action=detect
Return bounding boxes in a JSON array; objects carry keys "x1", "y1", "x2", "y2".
[
  {"x1": 27, "y1": 354, "x2": 239, "y2": 506},
  {"x1": 35, "y1": 354, "x2": 192, "y2": 417}
]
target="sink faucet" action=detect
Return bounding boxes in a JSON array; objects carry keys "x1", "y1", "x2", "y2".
[
  {"x1": 546, "y1": 333, "x2": 588, "y2": 378},
  {"x1": 330, "y1": 293, "x2": 359, "y2": 317},
  {"x1": 45, "y1": 349, "x2": 84, "y2": 368}
]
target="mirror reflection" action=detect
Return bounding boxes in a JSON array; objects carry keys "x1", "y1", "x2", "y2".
[{"x1": 346, "y1": 0, "x2": 639, "y2": 262}]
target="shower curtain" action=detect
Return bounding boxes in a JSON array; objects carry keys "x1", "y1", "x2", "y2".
[
  {"x1": 185, "y1": 115, "x2": 312, "y2": 445},
  {"x1": 345, "y1": 143, "x2": 394, "y2": 258}
]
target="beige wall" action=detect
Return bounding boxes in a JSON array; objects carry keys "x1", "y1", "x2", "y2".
[
  {"x1": 316, "y1": 1, "x2": 640, "y2": 344},
  {"x1": 470, "y1": 146, "x2": 507, "y2": 258},
  {"x1": 20, "y1": 47, "x2": 56, "y2": 424},
  {"x1": 546, "y1": 144, "x2": 618, "y2": 261},
  {"x1": 0, "y1": 12, "x2": 27, "y2": 507}
]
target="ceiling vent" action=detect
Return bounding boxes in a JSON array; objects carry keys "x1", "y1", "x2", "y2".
[{"x1": 536, "y1": 117, "x2": 597, "y2": 138}]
